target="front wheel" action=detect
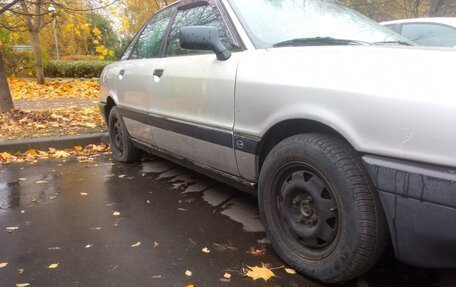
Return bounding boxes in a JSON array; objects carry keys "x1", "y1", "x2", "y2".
[
  {"x1": 258, "y1": 133, "x2": 387, "y2": 283},
  {"x1": 108, "y1": 106, "x2": 141, "y2": 163}
]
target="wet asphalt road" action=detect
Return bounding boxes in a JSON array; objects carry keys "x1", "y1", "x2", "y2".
[{"x1": 1, "y1": 154, "x2": 455, "y2": 287}]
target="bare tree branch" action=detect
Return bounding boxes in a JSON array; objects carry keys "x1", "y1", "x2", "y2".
[{"x1": 0, "y1": 0, "x2": 20, "y2": 14}]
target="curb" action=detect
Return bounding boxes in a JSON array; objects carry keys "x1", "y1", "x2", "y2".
[{"x1": 0, "y1": 133, "x2": 109, "y2": 153}]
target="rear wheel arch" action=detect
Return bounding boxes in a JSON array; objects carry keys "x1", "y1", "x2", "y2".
[{"x1": 105, "y1": 96, "x2": 117, "y2": 122}]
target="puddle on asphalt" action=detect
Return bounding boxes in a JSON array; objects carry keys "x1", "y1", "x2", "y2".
[
  {"x1": 202, "y1": 185, "x2": 235, "y2": 206},
  {"x1": 181, "y1": 177, "x2": 215, "y2": 193},
  {"x1": 221, "y1": 197, "x2": 265, "y2": 232},
  {"x1": 0, "y1": 182, "x2": 10, "y2": 208},
  {"x1": 168, "y1": 173, "x2": 198, "y2": 190},
  {"x1": 142, "y1": 158, "x2": 265, "y2": 233},
  {"x1": 141, "y1": 160, "x2": 176, "y2": 174},
  {"x1": 157, "y1": 167, "x2": 187, "y2": 179},
  {"x1": 203, "y1": 185, "x2": 264, "y2": 233}
]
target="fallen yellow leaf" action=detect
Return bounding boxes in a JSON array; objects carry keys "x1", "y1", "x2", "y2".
[
  {"x1": 35, "y1": 180, "x2": 48, "y2": 184},
  {"x1": 223, "y1": 272, "x2": 231, "y2": 279},
  {"x1": 47, "y1": 263, "x2": 59, "y2": 269},
  {"x1": 16, "y1": 283, "x2": 30, "y2": 287},
  {"x1": 54, "y1": 150, "x2": 70, "y2": 158},
  {"x1": 18, "y1": 268, "x2": 24, "y2": 274},
  {"x1": 25, "y1": 149, "x2": 37, "y2": 156},
  {"x1": 131, "y1": 242, "x2": 141, "y2": 247},
  {"x1": 80, "y1": 192, "x2": 88, "y2": 196},
  {"x1": 201, "y1": 247, "x2": 210, "y2": 253},
  {"x1": 0, "y1": 262, "x2": 8, "y2": 268},
  {"x1": 113, "y1": 211, "x2": 120, "y2": 216},
  {"x1": 185, "y1": 270, "x2": 192, "y2": 277},
  {"x1": 244, "y1": 264, "x2": 275, "y2": 281},
  {"x1": 0, "y1": 152, "x2": 12, "y2": 160},
  {"x1": 284, "y1": 267, "x2": 296, "y2": 274}
]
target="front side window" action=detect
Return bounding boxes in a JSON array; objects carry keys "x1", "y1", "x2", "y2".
[
  {"x1": 401, "y1": 23, "x2": 456, "y2": 47},
  {"x1": 165, "y1": 4, "x2": 231, "y2": 57},
  {"x1": 130, "y1": 8, "x2": 174, "y2": 60}
]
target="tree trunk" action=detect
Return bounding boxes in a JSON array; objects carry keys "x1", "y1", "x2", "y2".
[
  {"x1": 0, "y1": 51, "x2": 14, "y2": 113},
  {"x1": 30, "y1": 30, "x2": 45, "y2": 85}
]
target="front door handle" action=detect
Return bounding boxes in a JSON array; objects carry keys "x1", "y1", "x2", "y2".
[
  {"x1": 153, "y1": 69, "x2": 164, "y2": 82},
  {"x1": 119, "y1": 69, "x2": 125, "y2": 80},
  {"x1": 153, "y1": 69, "x2": 164, "y2": 77}
]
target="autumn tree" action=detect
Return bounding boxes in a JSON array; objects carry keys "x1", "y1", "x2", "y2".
[
  {"x1": 0, "y1": 0, "x2": 19, "y2": 112},
  {"x1": 343, "y1": 0, "x2": 455, "y2": 21},
  {"x1": 0, "y1": 0, "x2": 118, "y2": 112},
  {"x1": 87, "y1": 12, "x2": 118, "y2": 60},
  {"x1": 1, "y1": 0, "x2": 120, "y2": 85},
  {"x1": 121, "y1": 0, "x2": 170, "y2": 35}
]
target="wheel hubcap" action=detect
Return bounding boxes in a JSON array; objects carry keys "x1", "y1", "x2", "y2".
[{"x1": 278, "y1": 168, "x2": 338, "y2": 249}]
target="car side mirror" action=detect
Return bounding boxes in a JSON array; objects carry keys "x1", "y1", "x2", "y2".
[{"x1": 179, "y1": 26, "x2": 231, "y2": 61}]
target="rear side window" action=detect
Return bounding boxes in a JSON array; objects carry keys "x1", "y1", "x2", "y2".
[
  {"x1": 165, "y1": 4, "x2": 231, "y2": 57},
  {"x1": 130, "y1": 8, "x2": 174, "y2": 59},
  {"x1": 401, "y1": 23, "x2": 456, "y2": 47}
]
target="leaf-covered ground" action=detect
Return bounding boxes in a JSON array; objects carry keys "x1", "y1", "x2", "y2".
[
  {"x1": 0, "y1": 144, "x2": 110, "y2": 165},
  {"x1": 9, "y1": 78, "x2": 100, "y2": 100},
  {"x1": 1, "y1": 78, "x2": 106, "y2": 142}
]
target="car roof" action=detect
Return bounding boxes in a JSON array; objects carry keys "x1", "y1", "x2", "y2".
[{"x1": 380, "y1": 17, "x2": 456, "y2": 28}]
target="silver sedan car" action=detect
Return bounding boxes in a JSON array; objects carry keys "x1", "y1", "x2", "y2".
[
  {"x1": 382, "y1": 17, "x2": 456, "y2": 47},
  {"x1": 99, "y1": 0, "x2": 456, "y2": 283}
]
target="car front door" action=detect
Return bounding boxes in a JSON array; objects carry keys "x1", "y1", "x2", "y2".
[
  {"x1": 148, "y1": 2, "x2": 241, "y2": 176},
  {"x1": 116, "y1": 8, "x2": 174, "y2": 143}
]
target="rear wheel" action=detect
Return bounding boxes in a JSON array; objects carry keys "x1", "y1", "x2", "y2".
[
  {"x1": 108, "y1": 106, "x2": 141, "y2": 163},
  {"x1": 258, "y1": 133, "x2": 387, "y2": 283}
]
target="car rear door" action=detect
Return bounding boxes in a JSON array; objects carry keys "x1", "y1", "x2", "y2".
[
  {"x1": 116, "y1": 8, "x2": 174, "y2": 143},
  {"x1": 147, "y1": 1, "x2": 241, "y2": 175}
]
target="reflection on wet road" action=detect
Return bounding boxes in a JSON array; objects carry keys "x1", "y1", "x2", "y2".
[{"x1": 0, "y1": 154, "x2": 454, "y2": 286}]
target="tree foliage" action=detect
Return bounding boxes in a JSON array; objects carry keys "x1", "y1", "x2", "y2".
[
  {"x1": 120, "y1": 0, "x2": 170, "y2": 36},
  {"x1": 0, "y1": 0, "x2": 120, "y2": 84},
  {"x1": 343, "y1": 0, "x2": 456, "y2": 21}
]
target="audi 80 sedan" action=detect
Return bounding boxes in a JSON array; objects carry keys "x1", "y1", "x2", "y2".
[{"x1": 99, "y1": 0, "x2": 456, "y2": 283}]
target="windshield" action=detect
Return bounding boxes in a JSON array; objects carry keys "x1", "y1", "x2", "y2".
[{"x1": 227, "y1": 0, "x2": 411, "y2": 48}]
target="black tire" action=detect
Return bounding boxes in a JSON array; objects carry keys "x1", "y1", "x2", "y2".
[
  {"x1": 108, "y1": 106, "x2": 141, "y2": 163},
  {"x1": 258, "y1": 133, "x2": 387, "y2": 284}
]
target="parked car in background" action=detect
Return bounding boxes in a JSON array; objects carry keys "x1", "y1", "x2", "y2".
[
  {"x1": 99, "y1": 0, "x2": 456, "y2": 283},
  {"x1": 381, "y1": 17, "x2": 456, "y2": 47}
]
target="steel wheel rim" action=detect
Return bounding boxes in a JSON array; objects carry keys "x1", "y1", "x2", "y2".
[
  {"x1": 111, "y1": 118, "x2": 124, "y2": 157},
  {"x1": 274, "y1": 163, "x2": 340, "y2": 254}
]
